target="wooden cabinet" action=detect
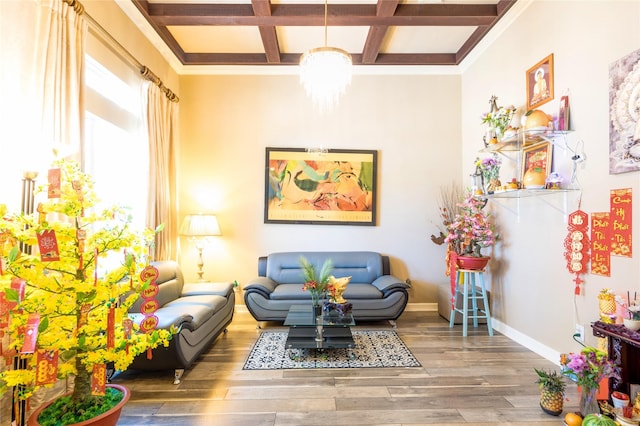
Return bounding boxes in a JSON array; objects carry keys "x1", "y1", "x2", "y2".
[{"x1": 592, "y1": 321, "x2": 640, "y2": 395}]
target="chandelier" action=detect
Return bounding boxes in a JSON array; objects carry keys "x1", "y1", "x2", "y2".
[{"x1": 299, "y1": 0, "x2": 352, "y2": 111}]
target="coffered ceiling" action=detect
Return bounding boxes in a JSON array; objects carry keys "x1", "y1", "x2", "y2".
[{"x1": 126, "y1": 0, "x2": 516, "y2": 70}]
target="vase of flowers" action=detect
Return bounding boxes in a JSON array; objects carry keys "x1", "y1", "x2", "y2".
[
  {"x1": 0, "y1": 159, "x2": 174, "y2": 425},
  {"x1": 444, "y1": 191, "x2": 497, "y2": 266},
  {"x1": 300, "y1": 256, "x2": 333, "y2": 316},
  {"x1": 561, "y1": 347, "x2": 620, "y2": 416},
  {"x1": 481, "y1": 96, "x2": 516, "y2": 144},
  {"x1": 475, "y1": 155, "x2": 502, "y2": 194}
]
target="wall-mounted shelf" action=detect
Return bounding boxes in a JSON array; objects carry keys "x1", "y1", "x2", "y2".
[
  {"x1": 480, "y1": 188, "x2": 580, "y2": 199},
  {"x1": 480, "y1": 130, "x2": 574, "y2": 154}
]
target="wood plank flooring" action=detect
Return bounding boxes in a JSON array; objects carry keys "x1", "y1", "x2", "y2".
[{"x1": 113, "y1": 310, "x2": 578, "y2": 425}]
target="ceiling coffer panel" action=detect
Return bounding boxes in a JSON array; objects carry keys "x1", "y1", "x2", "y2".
[{"x1": 131, "y1": 0, "x2": 517, "y2": 66}]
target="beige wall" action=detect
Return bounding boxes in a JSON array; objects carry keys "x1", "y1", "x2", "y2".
[
  {"x1": 462, "y1": 0, "x2": 640, "y2": 359},
  {"x1": 177, "y1": 74, "x2": 462, "y2": 305}
]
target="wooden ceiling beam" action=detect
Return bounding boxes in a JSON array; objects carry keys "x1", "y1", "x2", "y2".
[
  {"x1": 252, "y1": 0, "x2": 281, "y2": 64},
  {"x1": 141, "y1": 2, "x2": 498, "y2": 27},
  {"x1": 130, "y1": 0, "x2": 515, "y2": 67},
  {"x1": 181, "y1": 52, "x2": 458, "y2": 66},
  {"x1": 362, "y1": 0, "x2": 399, "y2": 65},
  {"x1": 455, "y1": 0, "x2": 516, "y2": 63}
]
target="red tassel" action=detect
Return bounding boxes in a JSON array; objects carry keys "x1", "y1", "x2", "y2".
[
  {"x1": 106, "y1": 307, "x2": 115, "y2": 349},
  {"x1": 147, "y1": 348, "x2": 153, "y2": 360},
  {"x1": 449, "y1": 252, "x2": 458, "y2": 310}
]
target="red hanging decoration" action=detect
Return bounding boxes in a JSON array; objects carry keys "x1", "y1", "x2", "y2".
[
  {"x1": 35, "y1": 350, "x2": 59, "y2": 386},
  {"x1": 139, "y1": 265, "x2": 160, "y2": 360},
  {"x1": 106, "y1": 306, "x2": 115, "y2": 349},
  {"x1": 91, "y1": 363, "x2": 107, "y2": 396},
  {"x1": 449, "y1": 251, "x2": 458, "y2": 309},
  {"x1": 563, "y1": 210, "x2": 590, "y2": 295}
]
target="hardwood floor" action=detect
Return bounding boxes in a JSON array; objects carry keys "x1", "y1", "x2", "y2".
[{"x1": 113, "y1": 310, "x2": 577, "y2": 425}]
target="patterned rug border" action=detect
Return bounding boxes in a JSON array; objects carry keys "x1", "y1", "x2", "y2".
[{"x1": 243, "y1": 329, "x2": 422, "y2": 370}]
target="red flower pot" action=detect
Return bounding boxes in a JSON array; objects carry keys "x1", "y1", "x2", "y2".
[
  {"x1": 28, "y1": 384, "x2": 130, "y2": 426},
  {"x1": 456, "y1": 256, "x2": 490, "y2": 270}
]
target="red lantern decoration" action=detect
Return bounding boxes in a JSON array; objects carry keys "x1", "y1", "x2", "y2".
[{"x1": 564, "y1": 210, "x2": 590, "y2": 295}]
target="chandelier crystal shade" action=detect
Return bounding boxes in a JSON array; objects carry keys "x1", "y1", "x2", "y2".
[{"x1": 299, "y1": 1, "x2": 352, "y2": 111}]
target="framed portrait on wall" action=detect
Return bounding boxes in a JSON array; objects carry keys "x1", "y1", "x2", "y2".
[
  {"x1": 521, "y1": 142, "x2": 553, "y2": 183},
  {"x1": 264, "y1": 147, "x2": 378, "y2": 225},
  {"x1": 526, "y1": 54, "x2": 554, "y2": 110}
]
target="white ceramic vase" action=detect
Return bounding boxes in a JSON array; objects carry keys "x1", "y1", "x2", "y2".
[{"x1": 623, "y1": 318, "x2": 640, "y2": 331}]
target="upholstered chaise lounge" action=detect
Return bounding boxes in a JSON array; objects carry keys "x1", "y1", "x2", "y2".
[
  {"x1": 127, "y1": 260, "x2": 234, "y2": 383},
  {"x1": 244, "y1": 251, "x2": 409, "y2": 325}
]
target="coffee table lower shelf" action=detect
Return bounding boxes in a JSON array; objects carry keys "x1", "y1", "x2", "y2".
[{"x1": 285, "y1": 326, "x2": 356, "y2": 360}]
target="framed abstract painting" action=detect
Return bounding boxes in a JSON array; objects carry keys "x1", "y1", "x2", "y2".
[{"x1": 264, "y1": 147, "x2": 377, "y2": 225}]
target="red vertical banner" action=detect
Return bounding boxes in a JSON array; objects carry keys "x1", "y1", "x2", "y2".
[
  {"x1": 610, "y1": 188, "x2": 632, "y2": 257},
  {"x1": 591, "y1": 212, "x2": 611, "y2": 276}
]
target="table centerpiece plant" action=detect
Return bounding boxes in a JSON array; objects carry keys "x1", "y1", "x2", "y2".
[
  {"x1": 0, "y1": 159, "x2": 175, "y2": 425},
  {"x1": 300, "y1": 256, "x2": 333, "y2": 311},
  {"x1": 560, "y1": 347, "x2": 619, "y2": 416}
]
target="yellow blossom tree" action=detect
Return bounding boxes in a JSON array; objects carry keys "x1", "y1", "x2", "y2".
[{"x1": 0, "y1": 159, "x2": 174, "y2": 415}]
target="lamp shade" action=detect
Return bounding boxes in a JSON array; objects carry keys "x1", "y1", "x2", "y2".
[{"x1": 179, "y1": 214, "x2": 221, "y2": 237}]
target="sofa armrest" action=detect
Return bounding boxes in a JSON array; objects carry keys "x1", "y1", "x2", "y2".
[
  {"x1": 181, "y1": 282, "x2": 233, "y2": 298},
  {"x1": 129, "y1": 312, "x2": 193, "y2": 331},
  {"x1": 371, "y1": 275, "x2": 409, "y2": 295},
  {"x1": 244, "y1": 277, "x2": 278, "y2": 298}
]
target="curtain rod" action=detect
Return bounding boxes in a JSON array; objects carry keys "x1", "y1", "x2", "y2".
[{"x1": 64, "y1": 0, "x2": 179, "y2": 103}]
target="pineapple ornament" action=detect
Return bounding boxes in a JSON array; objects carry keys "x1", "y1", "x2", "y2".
[{"x1": 535, "y1": 368, "x2": 567, "y2": 416}]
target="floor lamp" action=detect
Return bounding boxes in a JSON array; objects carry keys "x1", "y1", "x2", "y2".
[{"x1": 179, "y1": 214, "x2": 221, "y2": 281}]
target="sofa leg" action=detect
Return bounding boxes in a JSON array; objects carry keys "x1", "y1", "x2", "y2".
[
  {"x1": 174, "y1": 369, "x2": 184, "y2": 385},
  {"x1": 389, "y1": 319, "x2": 397, "y2": 329}
]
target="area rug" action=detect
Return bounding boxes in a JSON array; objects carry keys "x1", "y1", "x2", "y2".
[{"x1": 243, "y1": 329, "x2": 422, "y2": 370}]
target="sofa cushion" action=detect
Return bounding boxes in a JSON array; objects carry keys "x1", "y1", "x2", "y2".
[
  {"x1": 181, "y1": 282, "x2": 233, "y2": 297},
  {"x1": 270, "y1": 284, "x2": 309, "y2": 300},
  {"x1": 266, "y1": 251, "x2": 383, "y2": 284},
  {"x1": 343, "y1": 283, "x2": 383, "y2": 300},
  {"x1": 153, "y1": 303, "x2": 216, "y2": 330},
  {"x1": 165, "y1": 295, "x2": 228, "y2": 312}
]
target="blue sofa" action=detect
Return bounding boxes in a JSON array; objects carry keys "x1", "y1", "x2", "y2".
[{"x1": 243, "y1": 251, "x2": 409, "y2": 324}]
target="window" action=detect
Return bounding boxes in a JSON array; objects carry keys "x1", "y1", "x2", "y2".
[{"x1": 83, "y1": 54, "x2": 148, "y2": 229}]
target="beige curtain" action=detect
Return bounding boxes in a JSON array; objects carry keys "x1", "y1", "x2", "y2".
[
  {"x1": 35, "y1": 0, "x2": 86, "y2": 161},
  {"x1": 145, "y1": 80, "x2": 179, "y2": 261}
]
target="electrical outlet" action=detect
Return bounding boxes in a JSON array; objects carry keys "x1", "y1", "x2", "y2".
[{"x1": 575, "y1": 324, "x2": 585, "y2": 343}]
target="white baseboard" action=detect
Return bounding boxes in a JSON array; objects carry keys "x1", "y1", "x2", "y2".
[{"x1": 490, "y1": 318, "x2": 561, "y2": 366}]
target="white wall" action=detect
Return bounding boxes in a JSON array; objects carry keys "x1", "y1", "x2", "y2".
[
  {"x1": 177, "y1": 73, "x2": 462, "y2": 304},
  {"x1": 462, "y1": 0, "x2": 640, "y2": 358}
]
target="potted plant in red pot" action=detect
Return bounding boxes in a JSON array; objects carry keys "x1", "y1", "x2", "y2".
[
  {"x1": 444, "y1": 191, "x2": 497, "y2": 270},
  {"x1": 0, "y1": 159, "x2": 175, "y2": 425}
]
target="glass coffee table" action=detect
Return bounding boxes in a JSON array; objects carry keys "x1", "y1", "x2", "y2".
[{"x1": 284, "y1": 304, "x2": 356, "y2": 360}]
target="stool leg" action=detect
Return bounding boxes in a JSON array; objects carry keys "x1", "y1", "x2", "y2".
[
  {"x1": 479, "y1": 273, "x2": 493, "y2": 336},
  {"x1": 461, "y1": 272, "x2": 468, "y2": 337},
  {"x1": 449, "y1": 273, "x2": 458, "y2": 329},
  {"x1": 470, "y1": 272, "x2": 479, "y2": 329}
]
